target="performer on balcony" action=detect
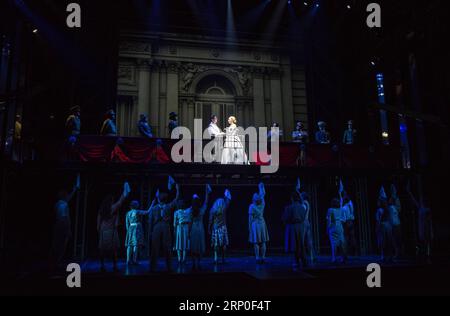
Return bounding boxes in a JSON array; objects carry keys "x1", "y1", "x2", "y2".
[
  {"x1": 315, "y1": 121, "x2": 330, "y2": 144},
  {"x1": 209, "y1": 189, "x2": 232, "y2": 265},
  {"x1": 326, "y1": 198, "x2": 347, "y2": 264},
  {"x1": 343, "y1": 120, "x2": 357, "y2": 145},
  {"x1": 100, "y1": 109, "x2": 117, "y2": 136},
  {"x1": 125, "y1": 200, "x2": 154, "y2": 266},
  {"x1": 65, "y1": 106, "x2": 81, "y2": 136},
  {"x1": 138, "y1": 114, "x2": 153, "y2": 138},
  {"x1": 148, "y1": 178, "x2": 180, "y2": 272},
  {"x1": 268, "y1": 122, "x2": 283, "y2": 140},
  {"x1": 168, "y1": 112, "x2": 178, "y2": 137},
  {"x1": 221, "y1": 116, "x2": 247, "y2": 164},
  {"x1": 98, "y1": 182, "x2": 130, "y2": 272},
  {"x1": 207, "y1": 115, "x2": 225, "y2": 163},
  {"x1": 292, "y1": 121, "x2": 309, "y2": 166},
  {"x1": 248, "y1": 183, "x2": 269, "y2": 264},
  {"x1": 189, "y1": 184, "x2": 211, "y2": 270}
]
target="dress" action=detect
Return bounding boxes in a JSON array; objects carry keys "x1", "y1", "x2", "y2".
[
  {"x1": 209, "y1": 199, "x2": 231, "y2": 248},
  {"x1": 190, "y1": 204, "x2": 208, "y2": 255},
  {"x1": 221, "y1": 125, "x2": 247, "y2": 164},
  {"x1": 248, "y1": 202, "x2": 269, "y2": 244},
  {"x1": 326, "y1": 207, "x2": 346, "y2": 249},
  {"x1": 125, "y1": 209, "x2": 148, "y2": 247},
  {"x1": 174, "y1": 208, "x2": 192, "y2": 251}
]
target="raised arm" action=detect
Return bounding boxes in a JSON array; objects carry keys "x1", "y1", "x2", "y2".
[
  {"x1": 67, "y1": 185, "x2": 79, "y2": 203},
  {"x1": 259, "y1": 182, "x2": 266, "y2": 204},
  {"x1": 202, "y1": 184, "x2": 212, "y2": 215},
  {"x1": 224, "y1": 189, "x2": 232, "y2": 209},
  {"x1": 112, "y1": 182, "x2": 130, "y2": 215},
  {"x1": 406, "y1": 182, "x2": 420, "y2": 209},
  {"x1": 168, "y1": 183, "x2": 181, "y2": 210}
]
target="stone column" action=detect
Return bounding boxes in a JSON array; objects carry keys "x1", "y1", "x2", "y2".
[
  {"x1": 281, "y1": 58, "x2": 294, "y2": 139},
  {"x1": 270, "y1": 68, "x2": 284, "y2": 136},
  {"x1": 137, "y1": 59, "x2": 151, "y2": 135},
  {"x1": 159, "y1": 61, "x2": 168, "y2": 137},
  {"x1": 150, "y1": 60, "x2": 160, "y2": 136},
  {"x1": 252, "y1": 67, "x2": 265, "y2": 128},
  {"x1": 167, "y1": 62, "x2": 180, "y2": 131},
  {"x1": 187, "y1": 98, "x2": 195, "y2": 133}
]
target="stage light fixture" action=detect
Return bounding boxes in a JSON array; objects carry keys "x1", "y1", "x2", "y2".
[{"x1": 32, "y1": 28, "x2": 38, "y2": 34}]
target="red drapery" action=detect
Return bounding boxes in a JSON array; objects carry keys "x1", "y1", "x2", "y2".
[{"x1": 72, "y1": 136, "x2": 400, "y2": 169}]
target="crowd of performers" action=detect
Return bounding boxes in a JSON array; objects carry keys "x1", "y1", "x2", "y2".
[{"x1": 52, "y1": 176, "x2": 433, "y2": 273}]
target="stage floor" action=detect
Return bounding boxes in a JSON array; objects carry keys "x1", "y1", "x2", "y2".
[
  {"x1": 80, "y1": 254, "x2": 413, "y2": 277},
  {"x1": 3, "y1": 254, "x2": 450, "y2": 296}
]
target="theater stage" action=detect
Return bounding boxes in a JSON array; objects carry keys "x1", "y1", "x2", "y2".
[{"x1": 4, "y1": 254, "x2": 450, "y2": 296}]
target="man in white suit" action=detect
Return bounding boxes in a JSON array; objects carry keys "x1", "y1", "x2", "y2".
[{"x1": 207, "y1": 115, "x2": 225, "y2": 163}]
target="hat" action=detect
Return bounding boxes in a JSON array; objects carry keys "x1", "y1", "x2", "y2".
[{"x1": 318, "y1": 121, "x2": 327, "y2": 127}]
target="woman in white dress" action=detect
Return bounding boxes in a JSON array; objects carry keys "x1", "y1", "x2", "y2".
[{"x1": 221, "y1": 116, "x2": 247, "y2": 164}]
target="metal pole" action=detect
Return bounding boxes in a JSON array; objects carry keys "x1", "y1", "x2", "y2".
[{"x1": 81, "y1": 177, "x2": 89, "y2": 262}]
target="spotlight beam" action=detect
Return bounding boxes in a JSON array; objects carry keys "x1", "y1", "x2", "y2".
[{"x1": 264, "y1": 0, "x2": 288, "y2": 43}]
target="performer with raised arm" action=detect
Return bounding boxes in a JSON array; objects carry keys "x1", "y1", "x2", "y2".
[
  {"x1": 297, "y1": 178, "x2": 315, "y2": 264},
  {"x1": 125, "y1": 199, "x2": 155, "y2": 266},
  {"x1": 283, "y1": 188, "x2": 308, "y2": 268},
  {"x1": 148, "y1": 176, "x2": 180, "y2": 272},
  {"x1": 209, "y1": 189, "x2": 232, "y2": 264},
  {"x1": 342, "y1": 192, "x2": 357, "y2": 256},
  {"x1": 189, "y1": 184, "x2": 212, "y2": 270},
  {"x1": 406, "y1": 181, "x2": 433, "y2": 263},
  {"x1": 376, "y1": 196, "x2": 394, "y2": 263},
  {"x1": 52, "y1": 176, "x2": 80, "y2": 268},
  {"x1": 389, "y1": 184, "x2": 402, "y2": 259},
  {"x1": 326, "y1": 198, "x2": 347, "y2": 264},
  {"x1": 98, "y1": 182, "x2": 131, "y2": 272},
  {"x1": 248, "y1": 183, "x2": 270, "y2": 264},
  {"x1": 174, "y1": 199, "x2": 192, "y2": 265}
]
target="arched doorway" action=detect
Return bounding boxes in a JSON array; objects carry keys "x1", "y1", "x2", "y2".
[{"x1": 194, "y1": 74, "x2": 237, "y2": 132}]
